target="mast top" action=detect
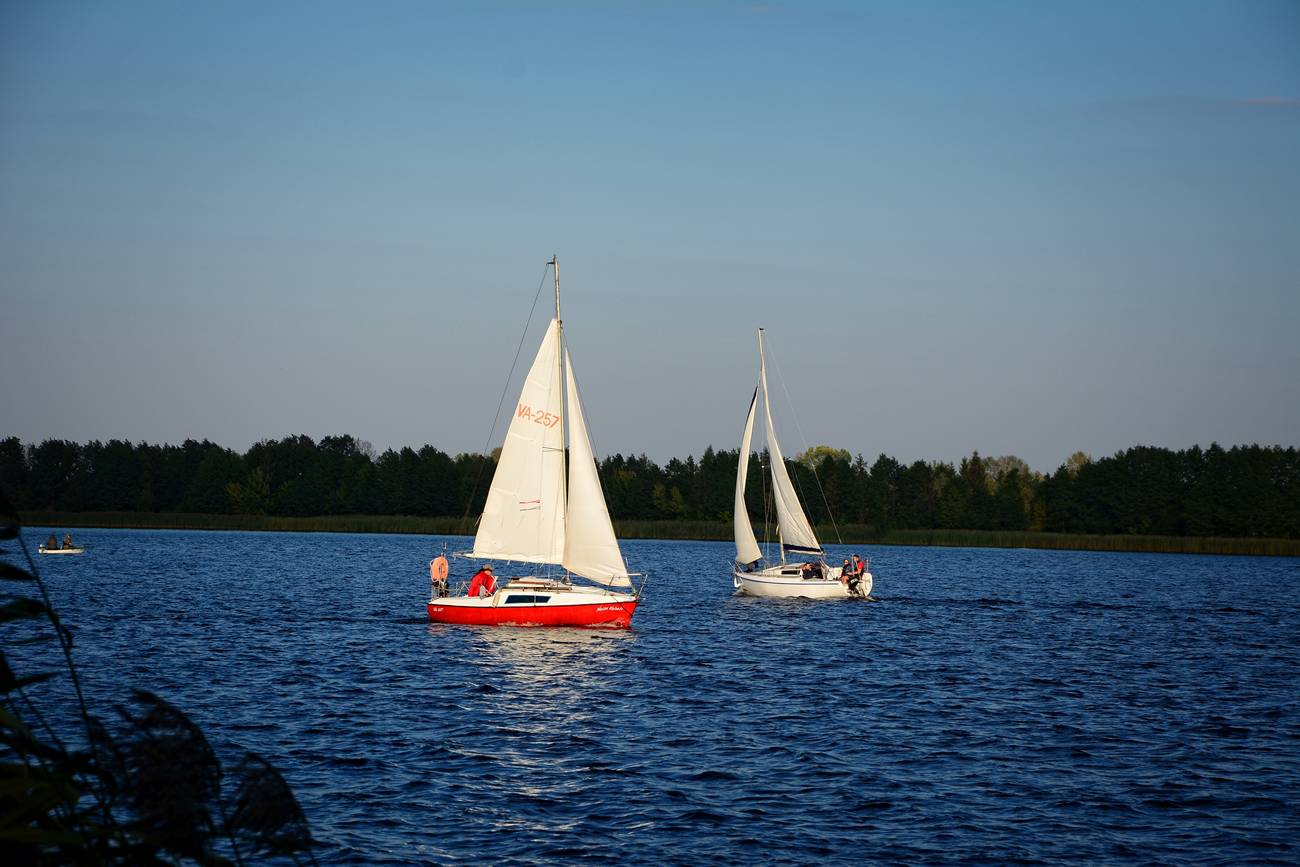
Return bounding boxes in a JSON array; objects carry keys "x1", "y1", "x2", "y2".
[{"x1": 548, "y1": 255, "x2": 561, "y2": 321}]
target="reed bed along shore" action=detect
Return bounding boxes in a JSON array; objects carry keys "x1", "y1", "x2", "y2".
[
  {"x1": 21, "y1": 511, "x2": 478, "y2": 536},
  {"x1": 616, "y1": 521, "x2": 1300, "y2": 557},
  {"x1": 20, "y1": 512, "x2": 1300, "y2": 557}
]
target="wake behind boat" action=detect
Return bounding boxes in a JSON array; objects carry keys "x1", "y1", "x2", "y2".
[
  {"x1": 732, "y1": 329, "x2": 873, "y2": 599},
  {"x1": 427, "y1": 257, "x2": 643, "y2": 628}
]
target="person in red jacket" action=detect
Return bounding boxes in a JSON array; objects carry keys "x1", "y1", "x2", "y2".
[{"x1": 467, "y1": 564, "x2": 496, "y2": 598}]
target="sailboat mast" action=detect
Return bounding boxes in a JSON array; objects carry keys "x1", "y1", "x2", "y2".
[
  {"x1": 550, "y1": 255, "x2": 561, "y2": 321},
  {"x1": 757, "y1": 327, "x2": 789, "y2": 564},
  {"x1": 550, "y1": 255, "x2": 569, "y2": 576}
]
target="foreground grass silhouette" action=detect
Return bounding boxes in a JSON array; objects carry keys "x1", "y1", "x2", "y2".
[{"x1": 0, "y1": 491, "x2": 316, "y2": 865}]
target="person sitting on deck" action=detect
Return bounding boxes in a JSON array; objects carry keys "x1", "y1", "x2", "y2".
[
  {"x1": 467, "y1": 564, "x2": 497, "y2": 598},
  {"x1": 841, "y1": 558, "x2": 852, "y2": 583},
  {"x1": 46, "y1": 534, "x2": 58, "y2": 550},
  {"x1": 63, "y1": 533, "x2": 74, "y2": 549},
  {"x1": 851, "y1": 554, "x2": 865, "y2": 579}
]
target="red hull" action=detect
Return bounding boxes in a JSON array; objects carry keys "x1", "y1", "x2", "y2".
[{"x1": 427, "y1": 599, "x2": 637, "y2": 628}]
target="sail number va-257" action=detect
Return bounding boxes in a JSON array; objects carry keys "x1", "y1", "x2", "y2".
[{"x1": 517, "y1": 403, "x2": 560, "y2": 428}]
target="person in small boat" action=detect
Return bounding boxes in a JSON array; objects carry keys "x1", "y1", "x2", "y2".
[
  {"x1": 46, "y1": 534, "x2": 59, "y2": 550},
  {"x1": 63, "y1": 533, "x2": 74, "y2": 549},
  {"x1": 467, "y1": 564, "x2": 496, "y2": 598}
]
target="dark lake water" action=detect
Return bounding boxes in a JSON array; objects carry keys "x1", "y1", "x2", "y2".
[{"x1": 14, "y1": 528, "x2": 1300, "y2": 864}]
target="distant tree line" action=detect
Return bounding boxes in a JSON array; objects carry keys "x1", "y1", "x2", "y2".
[{"x1": 2, "y1": 435, "x2": 1297, "y2": 539}]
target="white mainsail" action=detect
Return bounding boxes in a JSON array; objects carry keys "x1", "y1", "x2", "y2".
[
  {"x1": 561, "y1": 348, "x2": 632, "y2": 587},
  {"x1": 472, "y1": 318, "x2": 567, "y2": 564},
  {"x1": 733, "y1": 388, "x2": 762, "y2": 565},
  {"x1": 758, "y1": 331, "x2": 821, "y2": 556}
]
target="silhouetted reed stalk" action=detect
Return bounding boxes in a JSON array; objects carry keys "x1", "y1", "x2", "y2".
[{"x1": 1, "y1": 490, "x2": 317, "y2": 865}]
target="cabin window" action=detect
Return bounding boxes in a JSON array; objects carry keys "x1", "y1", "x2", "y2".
[{"x1": 504, "y1": 595, "x2": 550, "y2": 605}]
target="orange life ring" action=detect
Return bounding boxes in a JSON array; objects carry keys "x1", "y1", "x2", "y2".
[{"x1": 430, "y1": 556, "x2": 449, "y2": 583}]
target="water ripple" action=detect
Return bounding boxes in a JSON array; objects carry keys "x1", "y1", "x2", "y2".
[{"x1": 18, "y1": 529, "x2": 1300, "y2": 864}]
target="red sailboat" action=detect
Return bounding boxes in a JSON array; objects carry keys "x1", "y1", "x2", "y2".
[{"x1": 427, "y1": 257, "x2": 643, "y2": 628}]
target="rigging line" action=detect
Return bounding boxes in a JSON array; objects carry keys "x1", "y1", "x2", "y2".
[
  {"x1": 461, "y1": 264, "x2": 553, "y2": 526},
  {"x1": 766, "y1": 340, "x2": 844, "y2": 547}
]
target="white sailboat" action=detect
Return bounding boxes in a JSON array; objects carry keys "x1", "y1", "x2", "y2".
[
  {"x1": 427, "y1": 257, "x2": 642, "y2": 628},
  {"x1": 732, "y1": 329, "x2": 873, "y2": 599}
]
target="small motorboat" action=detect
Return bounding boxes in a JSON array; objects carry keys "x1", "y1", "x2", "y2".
[{"x1": 38, "y1": 545, "x2": 85, "y2": 555}]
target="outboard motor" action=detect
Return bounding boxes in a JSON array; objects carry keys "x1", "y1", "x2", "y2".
[{"x1": 847, "y1": 572, "x2": 862, "y2": 597}]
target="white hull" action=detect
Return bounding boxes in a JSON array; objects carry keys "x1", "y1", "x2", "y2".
[
  {"x1": 38, "y1": 546, "x2": 84, "y2": 555},
  {"x1": 733, "y1": 564, "x2": 872, "y2": 599}
]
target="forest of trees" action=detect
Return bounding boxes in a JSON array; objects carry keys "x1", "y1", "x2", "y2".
[{"x1": 2, "y1": 435, "x2": 1298, "y2": 539}]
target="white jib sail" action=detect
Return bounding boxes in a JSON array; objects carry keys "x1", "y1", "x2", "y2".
[
  {"x1": 759, "y1": 334, "x2": 821, "y2": 555},
  {"x1": 561, "y1": 347, "x2": 631, "y2": 587},
  {"x1": 472, "y1": 318, "x2": 567, "y2": 564},
  {"x1": 734, "y1": 387, "x2": 762, "y2": 565}
]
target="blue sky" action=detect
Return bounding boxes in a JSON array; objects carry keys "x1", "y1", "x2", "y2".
[{"x1": 2, "y1": 0, "x2": 1297, "y2": 472}]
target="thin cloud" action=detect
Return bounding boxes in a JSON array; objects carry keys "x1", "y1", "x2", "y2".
[
  {"x1": 1239, "y1": 96, "x2": 1300, "y2": 108},
  {"x1": 1061, "y1": 95, "x2": 1300, "y2": 123}
]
